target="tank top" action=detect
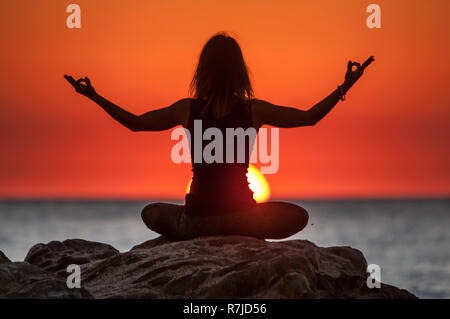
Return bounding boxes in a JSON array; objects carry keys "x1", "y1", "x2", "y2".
[{"x1": 184, "y1": 97, "x2": 257, "y2": 215}]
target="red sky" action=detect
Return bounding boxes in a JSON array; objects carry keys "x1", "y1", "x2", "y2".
[{"x1": 0, "y1": 0, "x2": 449, "y2": 199}]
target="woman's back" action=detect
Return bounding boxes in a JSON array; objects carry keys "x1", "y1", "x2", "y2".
[
  {"x1": 64, "y1": 32, "x2": 372, "y2": 239},
  {"x1": 185, "y1": 97, "x2": 256, "y2": 215}
]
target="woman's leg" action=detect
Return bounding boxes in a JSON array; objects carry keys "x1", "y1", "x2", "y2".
[
  {"x1": 141, "y1": 202, "x2": 237, "y2": 240},
  {"x1": 232, "y1": 201, "x2": 309, "y2": 239},
  {"x1": 141, "y1": 201, "x2": 309, "y2": 240},
  {"x1": 141, "y1": 202, "x2": 185, "y2": 239}
]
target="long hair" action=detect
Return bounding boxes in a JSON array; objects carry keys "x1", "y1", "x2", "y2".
[{"x1": 189, "y1": 33, "x2": 253, "y2": 118}]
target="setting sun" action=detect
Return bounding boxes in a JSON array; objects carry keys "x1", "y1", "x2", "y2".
[
  {"x1": 247, "y1": 165, "x2": 271, "y2": 202},
  {"x1": 186, "y1": 165, "x2": 270, "y2": 203}
]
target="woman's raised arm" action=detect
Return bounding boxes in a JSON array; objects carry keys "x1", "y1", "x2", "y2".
[
  {"x1": 64, "y1": 75, "x2": 189, "y2": 131},
  {"x1": 252, "y1": 56, "x2": 374, "y2": 129}
]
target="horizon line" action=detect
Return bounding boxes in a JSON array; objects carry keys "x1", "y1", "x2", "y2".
[{"x1": 0, "y1": 195, "x2": 449, "y2": 202}]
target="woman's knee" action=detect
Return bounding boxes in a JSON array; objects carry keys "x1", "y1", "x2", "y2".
[
  {"x1": 269, "y1": 202, "x2": 308, "y2": 225},
  {"x1": 141, "y1": 203, "x2": 161, "y2": 229},
  {"x1": 295, "y1": 205, "x2": 309, "y2": 230},
  {"x1": 278, "y1": 203, "x2": 309, "y2": 234},
  {"x1": 255, "y1": 202, "x2": 309, "y2": 239}
]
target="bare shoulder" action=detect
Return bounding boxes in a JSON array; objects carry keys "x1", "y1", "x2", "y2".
[
  {"x1": 251, "y1": 98, "x2": 278, "y2": 114},
  {"x1": 172, "y1": 98, "x2": 192, "y2": 108},
  {"x1": 251, "y1": 98, "x2": 272, "y2": 108},
  {"x1": 251, "y1": 98, "x2": 272, "y2": 116},
  {"x1": 171, "y1": 98, "x2": 192, "y2": 127},
  {"x1": 251, "y1": 99, "x2": 274, "y2": 128}
]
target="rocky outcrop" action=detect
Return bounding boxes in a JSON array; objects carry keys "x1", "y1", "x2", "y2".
[
  {"x1": 25, "y1": 239, "x2": 119, "y2": 277},
  {"x1": 85, "y1": 236, "x2": 416, "y2": 298},
  {"x1": 0, "y1": 260, "x2": 92, "y2": 298},
  {"x1": 0, "y1": 240, "x2": 114, "y2": 299},
  {"x1": 0, "y1": 251, "x2": 10, "y2": 264},
  {"x1": 1, "y1": 236, "x2": 417, "y2": 299}
]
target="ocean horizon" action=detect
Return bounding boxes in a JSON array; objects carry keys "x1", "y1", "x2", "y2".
[{"x1": 0, "y1": 198, "x2": 449, "y2": 298}]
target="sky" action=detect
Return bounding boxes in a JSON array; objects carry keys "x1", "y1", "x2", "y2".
[{"x1": 0, "y1": 0, "x2": 449, "y2": 200}]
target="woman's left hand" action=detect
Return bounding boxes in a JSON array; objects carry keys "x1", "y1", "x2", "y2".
[{"x1": 342, "y1": 56, "x2": 374, "y2": 92}]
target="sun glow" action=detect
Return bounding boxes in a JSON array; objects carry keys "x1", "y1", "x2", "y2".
[
  {"x1": 186, "y1": 165, "x2": 271, "y2": 203},
  {"x1": 247, "y1": 165, "x2": 271, "y2": 202}
]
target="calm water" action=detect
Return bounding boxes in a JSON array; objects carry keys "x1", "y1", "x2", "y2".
[{"x1": 0, "y1": 199, "x2": 449, "y2": 298}]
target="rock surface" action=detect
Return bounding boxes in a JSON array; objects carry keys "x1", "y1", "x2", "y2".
[
  {"x1": 25, "y1": 239, "x2": 119, "y2": 277},
  {"x1": 0, "y1": 261, "x2": 92, "y2": 298},
  {"x1": 0, "y1": 250, "x2": 10, "y2": 264},
  {"x1": 2, "y1": 236, "x2": 417, "y2": 299}
]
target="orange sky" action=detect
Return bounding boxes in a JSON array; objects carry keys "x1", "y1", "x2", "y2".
[{"x1": 0, "y1": 0, "x2": 449, "y2": 199}]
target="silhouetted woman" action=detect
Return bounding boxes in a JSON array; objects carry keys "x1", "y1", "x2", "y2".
[{"x1": 65, "y1": 33, "x2": 374, "y2": 240}]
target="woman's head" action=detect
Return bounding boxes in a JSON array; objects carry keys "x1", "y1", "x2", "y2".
[{"x1": 190, "y1": 33, "x2": 253, "y2": 118}]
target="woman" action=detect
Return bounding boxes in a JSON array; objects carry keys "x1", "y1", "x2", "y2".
[{"x1": 65, "y1": 33, "x2": 374, "y2": 240}]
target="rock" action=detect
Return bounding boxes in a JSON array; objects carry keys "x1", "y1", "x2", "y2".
[
  {"x1": 131, "y1": 236, "x2": 172, "y2": 250},
  {"x1": 15, "y1": 236, "x2": 416, "y2": 299},
  {"x1": 25, "y1": 239, "x2": 119, "y2": 277},
  {"x1": 0, "y1": 261, "x2": 92, "y2": 298},
  {"x1": 77, "y1": 236, "x2": 415, "y2": 299},
  {"x1": 0, "y1": 251, "x2": 10, "y2": 264}
]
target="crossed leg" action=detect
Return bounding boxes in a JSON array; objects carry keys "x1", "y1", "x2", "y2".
[{"x1": 141, "y1": 201, "x2": 309, "y2": 240}]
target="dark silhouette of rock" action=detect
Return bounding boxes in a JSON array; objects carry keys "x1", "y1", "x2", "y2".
[
  {"x1": 0, "y1": 251, "x2": 10, "y2": 264},
  {"x1": 8, "y1": 236, "x2": 416, "y2": 299},
  {"x1": 79, "y1": 236, "x2": 415, "y2": 298},
  {"x1": 25, "y1": 239, "x2": 119, "y2": 277},
  {"x1": 0, "y1": 261, "x2": 92, "y2": 298},
  {"x1": 131, "y1": 236, "x2": 172, "y2": 250}
]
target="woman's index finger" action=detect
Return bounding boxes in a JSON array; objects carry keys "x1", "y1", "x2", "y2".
[
  {"x1": 362, "y1": 56, "x2": 375, "y2": 69},
  {"x1": 64, "y1": 75, "x2": 77, "y2": 86}
]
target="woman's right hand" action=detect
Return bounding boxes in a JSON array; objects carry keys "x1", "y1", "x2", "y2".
[{"x1": 64, "y1": 75, "x2": 96, "y2": 98}]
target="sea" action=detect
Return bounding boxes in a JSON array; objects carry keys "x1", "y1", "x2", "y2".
[{"x1": 0, "y1": 199, "x2": 448, "y2": 298}]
